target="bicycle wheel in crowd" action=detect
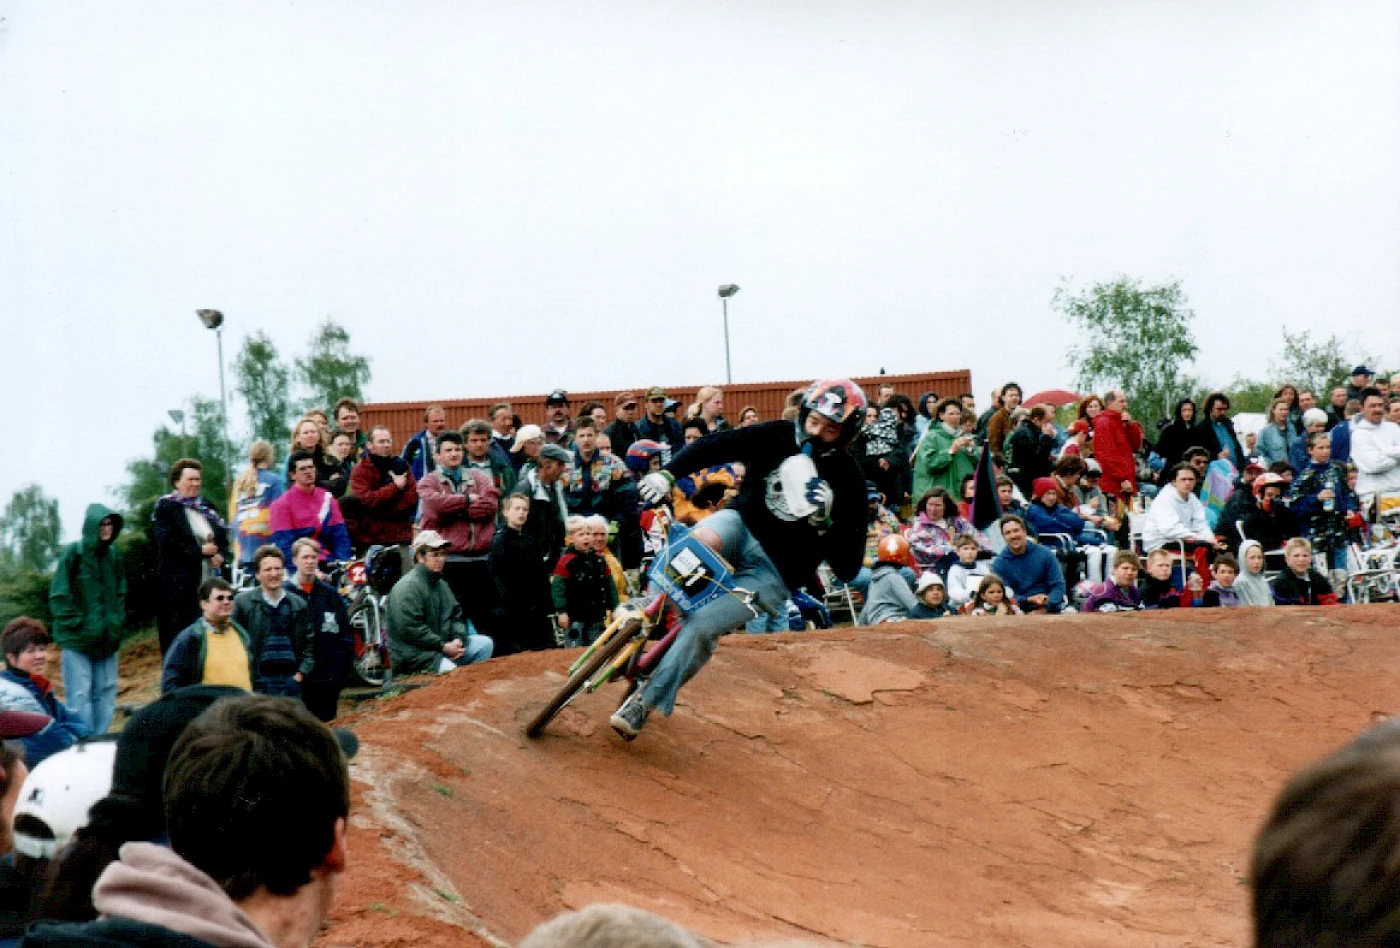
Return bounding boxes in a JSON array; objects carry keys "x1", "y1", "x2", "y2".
[
  {"x1": 349, "y1": 598, "x2": 389, "y2": 688},
  {"x1": 524, "y1": 616, "x2": 640, "y2": 739}
]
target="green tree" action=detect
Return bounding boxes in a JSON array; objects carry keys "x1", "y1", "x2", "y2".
[
  {"x1": 1055, "y1": 275, "x2": 1200, "y2": 430},
  {"x1": 0, "y1": 484, "x2": 61, "y2": 573},
  {"x1": 1271, "y1": 330, "x2": 1375, "y2": 397},
  {"x1": 1221, "y1": 376, "x2": 1278, "y2": 416},
  {"x1": 234, "y1": 331, "x2": 291, "y2": 458},
  {"x1": 121, "y1": 396, "x2": 232, "y2": 518},
  {"x1": 295, "y1": 318, "x2": 371, "y2": 413}
]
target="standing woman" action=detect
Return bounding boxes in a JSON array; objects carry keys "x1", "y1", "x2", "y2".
[
  {"x1": 1152, "y1": 399, "x2": 1199, "y2": 475},
  {"x1": 289, "y1": 417, "x2": 343, "y2": 495},
  {"x1": 688, "y1": 386, "x2": 728, "y2": 433},
  {"x1": 228, "y1": 440, "x2": 284, "y2": 574},
  {"x1": 152, "y1": 459, "x2": 228, "y2": 655},
  {"x1": 1274, "y1": 384, "x2": 1302, "y2": 436},
  {"x1": 289, "y1": 538, "x2": 353, "y2": 722},
  {"x1": 1255, "y1": 398, "x2": 1297, "y2": 469},
  {"x1": 911, "y1": 397, "x2": 977, "y2": 500}
]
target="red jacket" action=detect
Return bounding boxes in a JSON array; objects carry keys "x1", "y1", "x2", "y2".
[
  {"x1": 418, "y1": 467, "x2": 500, "y2": 554},
  {"x1": 1091, "y1": 409, "x2": 1143, "y2": 495},
  {"x1": 347, "y1": 455, "x2": 418, "y2": 547}
]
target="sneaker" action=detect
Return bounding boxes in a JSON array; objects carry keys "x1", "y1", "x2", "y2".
[{"x1": 610, "y1": 691, "x2": 650, "y2": 740}]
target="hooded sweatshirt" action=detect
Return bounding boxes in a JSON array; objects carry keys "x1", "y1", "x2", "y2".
[
  {"x1": 1233, "y1": 540, "x2": 1274, "y2": 607},
  {"x1": 858, "y1": 563, "x2": 919, "y2": 625},
  {"x1": 22, "y1": 842, "x2": 274, "y2": 948},
  {"x1": 48, "y1": 504, "x2": 127, "y2": 659}
]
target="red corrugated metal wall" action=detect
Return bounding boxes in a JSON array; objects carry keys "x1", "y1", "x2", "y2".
[{"x1": 361, "y1": 369, "x2": 973, "y2": 446}]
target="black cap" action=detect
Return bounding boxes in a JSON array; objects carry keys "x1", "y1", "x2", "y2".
[{"x1": 545, "y1": 389, "x2": 569, "y2": 405}]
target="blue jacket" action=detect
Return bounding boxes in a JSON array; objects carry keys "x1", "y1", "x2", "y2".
[
  {"x1": 1330, "y1": 421, "x2": 1352, "y2": 465},
  {"x1": 991, "y1": 542, "x2": 1066, "y2": 612},
  {"x1": 1026, "y1": 503, "x2": 1086, "y2": 542},
  {"x1": 0, "y1": 669, "x2": 94, "y2": 766},
  {"x1": 1288, "y1": 436, "x2": 1313, "y2": 475}
]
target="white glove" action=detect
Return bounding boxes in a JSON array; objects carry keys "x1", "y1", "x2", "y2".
[
  {"x1": 638, "y1": 471, "x2": 676, "y2": 506},
  {"x1": 805, "y1": 478, "x2": 834, "y2": 525}
]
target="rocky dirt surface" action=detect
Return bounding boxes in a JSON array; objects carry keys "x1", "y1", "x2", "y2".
[{"x1": 316, "y1": 606, "x2": 1398, "y2": 947}]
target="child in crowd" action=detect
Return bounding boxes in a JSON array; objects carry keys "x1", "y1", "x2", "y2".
[
  {"x1": 489, "y1": 494, "x2": 556, "y2": 652},
  {"x1": 910, "y1": 573, "x2": 953, "y2": 619},
  {"x1": 858, "y1": 535, "x2": 919, "y2": 625},
  {"x1": 945, "y1": 534, "x2": 991, "y2": 610},
  {"x1": 1233, "y1": 540, "x2": 1275, "y2": 607},
  {"x1": 968, "y1": 575, "x2": 1021, "y2": 616},
  {"x1": 588, "y1": 516, "x2": 629, "y2": 603},
  {"x1": 1200, "y1": 553, "x2": 1242, "y2": 607},
  {"x1": 1081, "y1": 550, "x2": 1144, "y2": 612},
  {"x1": 1289, "y1": 431, "x2": 1360, "y2": 590},
  {"x1": 551, "y1": 515, "x2": 619, "y2": 647},
  {"x1": 1138, "y1": 548, "x2": 1200, "y2": 609},
  {"x1": 1271, "y1": 537, "x2": 1339, "y2": 606}
]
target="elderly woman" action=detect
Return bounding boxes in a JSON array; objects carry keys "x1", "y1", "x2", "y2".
[
  {"x1": 510, "y1": 423, "x2": 546, "y2": 472},
  {"x1": 912, "y1": 397, "x2": 978, "y2": 499},
  {"x1": 152, "y1": 458, "x2": 228, "y2": 654}
]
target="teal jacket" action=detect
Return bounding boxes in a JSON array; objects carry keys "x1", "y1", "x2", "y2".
[
  {"x1": 912, "y1": 422, "x2": 976, "y2": 500},
  {"x1": 48, "y1": 504, "x2": 128, "y2": 659}
]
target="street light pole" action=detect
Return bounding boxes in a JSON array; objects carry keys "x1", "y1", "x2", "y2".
[
  {"x1": 717, "y1": 284, "x2": 740, "y2": 384},
  {"x1": 196, "y1": 309, "x2": 233, "y2": 499}
]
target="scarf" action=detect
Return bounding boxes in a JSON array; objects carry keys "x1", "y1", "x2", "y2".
[{"x1": 161, "y1": 491, "x2": 224, "y2": 532}]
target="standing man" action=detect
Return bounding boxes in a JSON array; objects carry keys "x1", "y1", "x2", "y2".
[
  {"x1": 1350, "y1": 388, "x2": 1400, "y2": 513},
  {"x1": 161, "y1": 578, "x2": 253, "y2": 694},
  {"x1": 634, "y1": 386, "x2": 684, "y2": 447},
  {"x1": 232, "y1": 545, "x2": 313, "y2": 699},
  {"x1": 605, "y1": 392, "x2": 641, "y2": 457},
  {"x1": 1091, "y1": 390, "x2": 1144, "y2": 509},
  {"x1": 543, "y1": 389, "x2": 574, "y2": 448},
  {"x1": 346, "y1": 426, "x2": 418, "y2": 556},
  {"x1": 462, "y1": 418, "x2": 517, "y2": 498},
  {"x1": 47, "y1": 504, "x2": 127, "y2": 733},
  {"x1": 332, "y1": 397, "x2": 366, "y2": 457},
  {"x1": 515, "y1": 444, "x2": 572, "y2": 571},
  {"x1": 1194, "y1": 393, "x2": 1245, "y2": 470},
  {"x1": 418, "y1": 431, "x2": 501, "y2": 637},
  {"x1": 1346, "y1": 365, "x2": 1376, "y2": 404},
  {"x1": 401, "y1": 404, "x2": 449, "y2": 481},
  {"x1": 269, "y1": 451, "x2": 353, "y2": 563},
  {"x1": 488, "y1": 402, "x2": 517, "y2": 470},
  {"x1": 386, "y1": 532, "x2": 494, "y2": 676},
  {"x1": 25, "y1": 694, "x2": 353, "y2": 948},
  {"x1": 565, "y1": 419, "x2": 629, "y2": 518}
]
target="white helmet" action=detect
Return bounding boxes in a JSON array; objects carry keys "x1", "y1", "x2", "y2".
[
  {"x1": 12, "y1": 740, "x2": 117, "y2": 859},
  {"x1": 764, "y1": 453, "x2": 820, "y2": 522}
]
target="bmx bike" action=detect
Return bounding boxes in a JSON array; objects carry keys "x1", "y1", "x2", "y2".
[{"x1": 524, "y1": 511, "x2": 764, "y2": 739}]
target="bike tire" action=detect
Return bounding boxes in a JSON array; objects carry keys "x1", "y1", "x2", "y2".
[
  {"x1": 524, "y1": 617, "x2": 640, "y2": 739},
  {"x1": 348, "y1": 598, "x2": 389, "y2": 688}
]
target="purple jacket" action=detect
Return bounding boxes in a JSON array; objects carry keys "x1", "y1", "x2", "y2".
[{"x1": 1080, "y1": 580, "x2": 1143, "y2": 613}]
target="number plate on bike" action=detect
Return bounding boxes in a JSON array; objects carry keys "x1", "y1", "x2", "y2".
[{"x1": 648, "y1": 528, "x2": 735, "y2": 616}]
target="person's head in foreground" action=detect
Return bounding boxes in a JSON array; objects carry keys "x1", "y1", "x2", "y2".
[
  {"x1": 1251, "y1": 717, "x2": 1400, "y2": 947},
  {"x1": 520, "y1": 903, "x2": 706, "y2": 948}
]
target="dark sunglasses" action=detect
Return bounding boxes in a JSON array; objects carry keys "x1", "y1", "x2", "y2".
[
  {"x1": 209, "y1": 593, "x2": 234, "y2": 602},
  {"x1": 622, "y1": 402, "x2": 638, "y2": 410}
]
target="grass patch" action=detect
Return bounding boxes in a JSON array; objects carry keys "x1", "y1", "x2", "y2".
[{"x1": 432, "y1": 783, "x2": 454, "y2": 798}]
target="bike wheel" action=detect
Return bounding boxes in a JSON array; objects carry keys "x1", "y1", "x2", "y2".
[
  {"x1": 349, "y1": 598, "x2": 388, "y2": 688},
  {"x1": 524, "y1": 616, "x2": 639, "y2": 738}
]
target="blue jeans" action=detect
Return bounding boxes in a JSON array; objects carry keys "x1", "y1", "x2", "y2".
[
  {"x1": 62, "y1": 650, "x2": 119, "y2": 734},
  {"x1": 746, "y1": 603, "x2": 791, "y2": 633},
  {"x1": 437, "y1": 634, "x2": 494, "y2": 671},
  {"x1": 642, "y1": 510, "x2": 789, "y2": 715}
]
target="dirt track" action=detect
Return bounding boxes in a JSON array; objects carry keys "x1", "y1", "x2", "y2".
[{"x1": 317, "y1": 606, "x2": 1398, "y2": 947}]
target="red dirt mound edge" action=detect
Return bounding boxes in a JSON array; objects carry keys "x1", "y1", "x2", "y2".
[{"x1": 317, "y1": 606, "x2": 1397, "y2": 947}]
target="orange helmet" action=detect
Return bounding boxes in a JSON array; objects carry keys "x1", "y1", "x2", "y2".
[{"x1": 876, "y1": 533, "x2": 915, "y2": 568}]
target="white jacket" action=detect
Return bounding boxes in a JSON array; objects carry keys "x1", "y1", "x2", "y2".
[
  {"x1": 1350, "y1": 418, "x2": 1400, "y2": 499},
  {"x1": 1142, "y1": 488, "x2": 1211, "y2": 551}
]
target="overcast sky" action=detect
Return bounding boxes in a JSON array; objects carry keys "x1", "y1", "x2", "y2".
[{"x1": 3, "y1": 1, "x2": 1397, "y2": 541}]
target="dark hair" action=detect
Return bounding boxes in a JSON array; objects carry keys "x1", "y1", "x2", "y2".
[
  {"x1": 250, "y1": 545, "x2": 283, "y2": 571},
  {"x1": 917, "y1": 487, "x2": 957, "y2": 517},
  {"x1": 1361, "y1": 386, "x2": 1384, "y2": 404},
  {"x1": 1053, "y1": 456, "x2": 1086, "y2": 478},
  {"x1": 287, "y1": 449, "x2": 317, "y2": 474},
  {"x1": 1214, "y1": 553, "x2": 1239, "y2": 572},
  {"x1": 1027, "y1": 405, "x2": 1051, "y2": 423},
  {"x1": 331, "y1": 397, "x2": 360, "y2": 419},
  {"x1": 1183, "y1": 446, "x2": 1211, "y2": 462},
  {"x1": 682, "y1": 418, "x2": 708, "y2": 437},
  {"x1": 169, "y1": 457, "x2": 202, "y2": 488},
  {"x1": 1002, "y1": 382, "x2": 1022, "y2": 397},
  {"x1": 998, "y1": 513, "x2": 1027, "y2": 533},
  {"x1": 884, "y1": 393, "x2": 915, "y2": 422},
  {"x1": 1268, "y1": 460, "x2": 1295, "y2": 476},
  {"x1": 1250, "y1": 721, "x2": 1400, "y2": 946},
  {"x1": 2, "y1": 617, "x2": 51, "y2": 660},
  {"x1": 436, "y1": 430, "x2": 464, "y2": 448},
  {"x1": 197, "y1": 577, "x2": 234, "y2": 602},
  {"x1": 1203, "y1": 392, "x2": 1231, "y2": 413},
  {"x1": 1168, "y1": 462, "x2": 1199, "y2": 483},
  {"x1": 933, "y1": 397, "x2": 963, "y2": 421},
  {"x1": 164, "y1": 695, "x2": 349, "y2": 901},
  {"x1": 575, "y1": 417, "x2": 598, "y2": 434}
]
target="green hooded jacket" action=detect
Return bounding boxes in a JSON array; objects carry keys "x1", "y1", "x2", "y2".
[{"x1": 48, "y1": 504, "x2": 128, "y2": 659}]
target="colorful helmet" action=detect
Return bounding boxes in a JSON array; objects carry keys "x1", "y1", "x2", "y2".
[
  {"x1": 798, "y1": 378, "x2": 868, "y2": 449},
  {"x1": 876, "y1": 533, "x2": 914, "y2": 568},
  {"x1": 1252, "y1": 472, "x2": 1287, "y2": 497},
  {"x1": 625, "y1": 439, "x2": 671, "y2": 474}
]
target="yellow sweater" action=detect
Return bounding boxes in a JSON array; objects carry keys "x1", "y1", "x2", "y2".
[{"x1": 202, "y1": 625, "x2": 253, "y2": 691}]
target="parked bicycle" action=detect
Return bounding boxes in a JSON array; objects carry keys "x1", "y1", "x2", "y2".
[
  {"x1": 525, "y1": 510, "x2": 766, "y2": 739},
  {"x1": 326, "y1": 544, "x2": 397, "y2": 687}
]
